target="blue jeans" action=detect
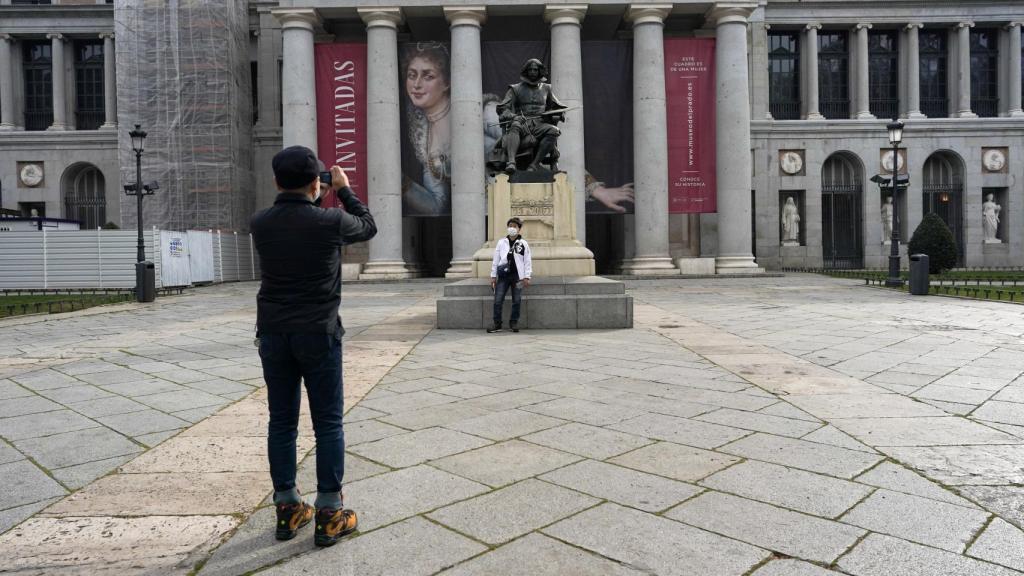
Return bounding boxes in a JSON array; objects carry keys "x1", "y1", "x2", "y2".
[
  {"x1": 259, "y1": 332, "x2": 344, "y2": 507},
  {"x1": 493, "y1": 277, "x2": 522, "y2": 324}
]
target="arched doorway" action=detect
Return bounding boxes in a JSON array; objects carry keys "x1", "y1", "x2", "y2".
[
  {"x1": 923, "y1": 152, "x2": 965, "y2": 265},
  {"x1": 62, "y1": 163, "x2": 106, "y2": 229},
  {"x1": 821, "y1": 153, "x2": 864, "y2": 269}
]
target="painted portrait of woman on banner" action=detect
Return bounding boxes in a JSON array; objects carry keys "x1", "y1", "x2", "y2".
[{"x1": 401, "y1": 42, "x2": 452, "y2": 216}]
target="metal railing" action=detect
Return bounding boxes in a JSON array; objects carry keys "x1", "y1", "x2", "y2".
[{"x1": 770, "y1": 101, "x2": 801, "y2": 120}]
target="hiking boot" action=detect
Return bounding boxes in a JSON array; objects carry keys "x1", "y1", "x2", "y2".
[
  {"x1": 275, "y1": 502, "x2": 314, "y2": 541},
  {"x1": 510, "y1": 321, "x2": 519, "y2": 333},
  {"x1": 315, "y1": 507, "x2": 358, "y2": 547},
  {"x1": 486, "y1": 323, "x2": 502, "y2": 333}
]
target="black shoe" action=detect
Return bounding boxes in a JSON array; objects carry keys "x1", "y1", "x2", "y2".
[
  {"x1": 510, "y1": 321, "x2": 519, "y2": 333},
  {"x1": 487, "y1": 323, "x2": 502, "y2": 333}
]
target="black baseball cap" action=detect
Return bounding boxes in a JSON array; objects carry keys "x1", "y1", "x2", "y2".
[{"x1": 272, "y1": 145, "x2": 319, "y2": 189}]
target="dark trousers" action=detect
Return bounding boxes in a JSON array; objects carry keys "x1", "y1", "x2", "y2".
[
  {"x1": 493, "y1": 277, "x2": 522, "y2": 324},
  {"x1": 258, "y1": 333, "x2": 344, "y2": 499}
]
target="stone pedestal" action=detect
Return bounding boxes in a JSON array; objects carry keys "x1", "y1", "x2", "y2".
[
  {"x1": 472, "y1": 172, "x2": 595, "y2": 278},
  {"x1": 782, "y1": 240, "x2": 800, "y2": 247}
]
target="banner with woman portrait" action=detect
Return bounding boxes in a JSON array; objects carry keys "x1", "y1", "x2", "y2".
[{"x1": 399, "y1": 42, "x2": 452, "y2": 217}]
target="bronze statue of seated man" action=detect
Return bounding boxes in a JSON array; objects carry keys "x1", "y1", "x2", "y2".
[{"x1": 489, "y1": 59, "x2": 567, "y2": 174}]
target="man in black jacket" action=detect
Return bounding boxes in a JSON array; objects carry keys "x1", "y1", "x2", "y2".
[{"x1": 251, "y1": 145, "x2": 376, "y2": 547}]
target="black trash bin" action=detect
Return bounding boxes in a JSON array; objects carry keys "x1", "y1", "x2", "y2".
[
  {"x1": 135, "y1": 261, "x2": 156, "y2": 302},
  {"x1": 909, "y1": 254, "x2": 929, "y2": 295}
]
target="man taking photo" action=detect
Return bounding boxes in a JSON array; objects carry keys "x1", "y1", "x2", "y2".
[{"x1": 251, "y1": 145, "x2": 376, "y2": 547}]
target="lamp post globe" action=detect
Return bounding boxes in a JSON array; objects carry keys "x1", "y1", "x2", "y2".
[{"x1": 885, "y1": 118, "x2": 905, "y2": 288}]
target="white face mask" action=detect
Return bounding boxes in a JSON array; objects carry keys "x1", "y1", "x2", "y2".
[{"x1": 507, "y1": 227, "x2": 519, "y2": 237}]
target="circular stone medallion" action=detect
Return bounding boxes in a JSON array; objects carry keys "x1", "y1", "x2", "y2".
[
  {"x1": 20, "y1": 164, "x2": 43, "y2": 187},
  {"x1": 983, "y1": 149, "x2": 1006, "y2": 172},
  {"x1": 780, "y1": 151, "x2": 803, "y2": 175}
]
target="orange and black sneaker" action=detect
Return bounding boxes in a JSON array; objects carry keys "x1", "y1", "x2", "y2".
[
  {"x1": 314, "y1": 507, "x2": 358, "y2": 547},
  {"x1": 275, "y1": 502, "x2": 314, "y2": 541}
]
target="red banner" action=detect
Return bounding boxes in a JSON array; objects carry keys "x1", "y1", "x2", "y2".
[
  {"x1": 665, "y1": 38, "x2": 716, "y2": 214},
  {"x1": 315, "y1": 43, "x2": 368, "y2": 207}
]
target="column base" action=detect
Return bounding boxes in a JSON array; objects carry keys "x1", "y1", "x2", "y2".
[
  {"x1": 715, "y1": 255, "x2": 764, "y2": 275},
  {"x1": 805, "y1": 112, "x2": 824, "y2": 120},
  {"x1": 46, "y1": 124, "x2": 68, "y2": 131},
  {"x1": 906, "y1": 111, "x2": 926, "y2": 119},
  {"x1": 445, "y1": 259, "x2": 475, "y2": 279},
  {"x1": 99, "y1": 122, "x2": 118, "y2": 130},
  {"x1": 956, "y1": 111, "x2": 978, "y2": 118},
  {"x1": 620, "y1": 257, "x2": 680, "y2": 276},
  {"x1": 856, "y1": 112, "x2": 876, "y2": 120},
  {"x1": 358, "y1": 261, "x2": 420, "y2": 280},
  {"x1": 1009, "y1": 110, "x2": 1024, "y2": 117},
  {"x1": 0, "y1": 123, "x2": 14, "y2": 131}
]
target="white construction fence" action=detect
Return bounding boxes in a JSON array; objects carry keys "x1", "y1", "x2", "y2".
[{"x1": 0, "y1": 228, "x2": 258, "y2": 290}]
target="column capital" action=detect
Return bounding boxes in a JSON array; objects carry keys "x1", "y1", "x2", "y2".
[
  {"x1": 958, "y1": 21, "x2": 975, "y2": 29},
  {"x1": 545, "y1": 5, "x2": 587, "y2": 26},
  {"x1": 272, "y1": 8, "x2": 321, "y2": 31},
  {"x1": 1005, "y1": 21, "x2": 1023, "y2": 30},
  {"x1": 0, "y1": 33, "x2": 11, "y2": 42},
  {"x1": 98, "y1": 32, "x2": 115, "y2": 40},
  {"x1": 444, "y1": 7, "x2": 486, "y2": 28},
  {"x1": 627, "y1": 5, "x2": 672, "y2": 26},
  {"x1": 805, "y1": 23, "x2": 822, "y2": 31},
  {"x1": 705, "y1": 2, "x2": 757, "y2": 26},
  {"x1": 358, "y1": 7, "x2": 404, "y2": 29},
  {"x1": 46, "y1": 33, "x2": 65, "y2": 41},
  {"x1": 855, "y1": 22, "x2": 872, "y2": 31}
]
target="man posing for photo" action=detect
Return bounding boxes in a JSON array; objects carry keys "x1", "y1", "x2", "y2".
[{"x1": 489, "y1": 217, "x2": 532, "y2": 333}]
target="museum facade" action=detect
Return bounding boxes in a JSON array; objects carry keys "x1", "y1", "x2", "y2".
[{"x1": 0, "y1": 0, "x2": 1021, "y2": 275}]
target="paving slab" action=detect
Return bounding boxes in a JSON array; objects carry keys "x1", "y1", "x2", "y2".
[
  {"x1": 430, "y1": 440, "x2": 581, "y2": 487},
  {"x1": 0, "y1": 459, "x2": 67, "y2": 511},
  {"x1": 973, "y1": 401, "x2": 1024, "y2": 426},
  {"x1": 609, "y1": 413, "x2": 750, "y2": 449},
  {"x1": 883, "y1": 445, "x2": 1024, "y2": 485},
  {"x1": 133, "y1": 388, "x2": 228, "y2": 413},
  {"x1": 541, "y1": 459, "x2": 701, "y2": 512},
  {"x1": 349, "y1": 427, "x2": 492, "y2": 468},
  {"x1": 344, "y1": 419, "x2": 408, "y2": 446},
  {"x1": 967, "y1": 518, "x2": 1024, "y2": 572},
  {"x1": 720, "y1": 433, "x2": 882, "y2": 478},
  {"x1": 428, "y1": 478, "x2": 599, "y2": 545},
  {"x1": 378, "y1": 402, "x2": 494, "y2": 430},
  {"x1": 522, "y1": 422, "x2": 654, "y2": 460},
  {"x1": 956, "y1": 486, "x2": 1024, "y2": 530},
  {"x1": 837, "y1": 533, "x2": 1021, "y2": 576},
  {"x1": 854, "y1": 462, "x2": 978, "y2": 508},
  {"x1": 610, "y1": 441, "x2": 740, "y2": 482},
  {"x1": 543, "y1": 502, "x2": 770, "y2": 576},
  {"x1": 0, "y1": 395, "x2": 64, "y2": 418},
  {"x1": 50, "y1": 454, "x2": 137, "y2": 490},
  {"x1": 67, "y1": 395, "x2": 149, "y2": 418},
  {"x1": 13, "y1": 426, "x2": 141, "y2": 470},
  {"x1": 0, "y1": 496, "x2": 60, "y2": 535},
  {"x1": 0, "y1": 515, "x2": 237, "y2": 575},
  {"x1": 841, "y1": 489, "x2": 990, "y2": 552},
  {"x1": 445, "y1": 409, "x2": 566, "y2": 441},
  {"x1": 439, "y1": 532, "x2": 646, "y2": 576},
  {"x1": 342, "y1": 465, "x2": 489, "y2": 531},
  {"x1": 522, "y1": 397, "x2": 646, "y2": 426},
  {"x1": 358, "y1": 390, "x2": 457, "y2": 414},
  {"x1": 831, "y1": 416, "x2": 1019, "y2": 447},
  {"x1": 752, "y1": 559, "x2": 844, "y2": 575},
  {"x1": 0, "y1": 441, "x2": 23, "y2": 465},
  {"x1": 120, "y1": 436, "x2": 286, "y2": 474},
  {"x1": 801, "y1": 425, "x2": 876, "y2": 453},
  {"x1": 785, "y1": 393, "x2": 946, "y2": 419},
  {"x1": 96, "y1": 409, "x2": 190, "y2": 437},
  {"x1": 696, "y1": 407, "x2": 823, "y2": 438},
  {"x1": 701, "y1": 460, "x2": 872, "y2": 518},
  {"x1": 458, "y1": 389, "x2": 559, "y2": 412},
  {"x1": 667, "y1": 491, "x2": 865, "y2": 564}
]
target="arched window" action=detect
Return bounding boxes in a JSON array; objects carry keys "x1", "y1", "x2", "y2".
[
  {"x1": 821, "y1": 153, "x2": 864, "y2": 269},
  {"x1": 923, "y1": 152, "x2": 964, "y2": 264},
  {"x1": 63, "y1": 164, "x2": 106, "y2": 229}
]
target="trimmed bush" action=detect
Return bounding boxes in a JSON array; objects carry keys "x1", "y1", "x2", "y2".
[
  {"x1": 101, "y1": 222, "x2": 120, "y2": 230},
  {"x1": 908, "y1": 213, "x2": 958, "y2": 274}
]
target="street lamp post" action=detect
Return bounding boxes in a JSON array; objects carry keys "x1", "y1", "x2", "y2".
[
  {"x1": 885, "y1": 118, "x2": 905, "y2": 288},
  {"x1": 128, "y1": 124, "x2": 147, "y2": 263}
]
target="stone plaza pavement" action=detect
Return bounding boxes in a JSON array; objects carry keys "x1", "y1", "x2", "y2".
[{"x1": 1, "y1": 274, "x2": 1024, "y2": 575}]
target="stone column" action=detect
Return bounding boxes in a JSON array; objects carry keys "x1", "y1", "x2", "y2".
[
  {"x1": 546, "y1": 5, "x2": 588, "y2": 241},
  {"x1": 956, "y1": 21, "x2": 976, "y2": 118},
  {"x1": 905, "y1": 23, "x2": 925, "y2": 118},
  {"x1": 1008, "y1": 22, "x2": 1023, "y2": 117},
  {"x1": 711, "y1": 4, "x2": 761, "y2": 274},
  {"x1": 255, "y1": 12, "x2": 279, "y2": 129},
  {"x1": 274, "y1": 9, "x2": 319, "y2": 150},
  {"x1": 621, "y1": 5, "x2": 677, "y2": 275},
  {"x1": 0, "y1": 34, "x2": 13, "y2": 130},
  {"x1": 805, "y1": 23, "x2": 823, "y2": 119},
  {"x1": 358, "y1": 8, "x2": 414, "y2": 279},
  {"x1": 855, "y1": 23, "x2": 874, "y2": 119},
  {"x1": 99, "y1": 33, "x2": 117, "y2": 129},
  {"x1": 47, "y1": 33, "x2": 67, "y2": 131},
  {"x1": 444, "y1": 7, "x2": 487, "y2": 278}
]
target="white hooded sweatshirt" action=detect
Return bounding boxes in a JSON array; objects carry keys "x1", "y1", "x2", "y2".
[{"x1": 490, "y1": 236, "x2": 532, "y2": 281}]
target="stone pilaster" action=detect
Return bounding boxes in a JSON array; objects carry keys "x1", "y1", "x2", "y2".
[
  {"x1": 358, "y1": 8, "x2": 415, "y2": 279},
  {"x1": 0, "y1": 34, "x2": 13, "y2": 130},
  {"x1": 805, "y1": 23, "x2": 823, "y2": 120},
  {"x1": 620, "y1": 4, "x2": 678, "y2": 276},
  {"x1": 905, "y1": 23, "x2": 925, "y2": 118},
  {"x1": 1008, "y1": 22, "x2": 1023, "y2": 117},
  {"x1": 47, "y1": 33, "x2": 67, "y2": 131},
  {"x1": 274, "y1": 9, "x2": 319, "y2": 150},
  {"x1": 445, "y1": 7, "x2": 487, "y2": 278},
  {"x1": 710, "y1": 3, "x2": 762, "y2": 274},
  {"x1": 546, "y1": 5, "x2": 588, "y2": 242},
  {"x1": 956, "y1": 21, "x2": 977, "y2": 118},
  {"x1": 855, "y1": 23, "x2": 874, "y2": 119},
  {"x1": 99, "y1": 33, "x2": 117, "y2": 129}
]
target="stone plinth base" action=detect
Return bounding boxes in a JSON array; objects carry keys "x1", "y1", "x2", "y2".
[
  {"x1": 359, "y1": 261, "x2": 420, "y2": 280},
  {"x1": 715, "y1": 255, "x2": 765, "y2": 275},
  {"x1": 620, "y1": 257, "x2": 680, "y2": 276},
  {"x1": 342, "y1": 263, "x2": 363, "y2": 281},
  {"x1": 781, "y1": 241, "x2": 800, "y2": 247},
  {"x1": 675, "y1": 257, "x2": 716, "y2": 275},
  {"x1": 984, "y1": 239, "x2": 1003, "y2": 244},
  {"x1": 437, "y1": 276, "x2": 633, "y2": 330}
]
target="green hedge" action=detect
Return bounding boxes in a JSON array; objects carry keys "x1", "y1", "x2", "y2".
[{"x1": 908, "y1": 213, "x2": 958, "y2": 274}]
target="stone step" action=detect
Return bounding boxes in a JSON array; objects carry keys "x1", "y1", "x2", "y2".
[{"x1": 443, "y1": 276, "x2": 626, "y2": 298}]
